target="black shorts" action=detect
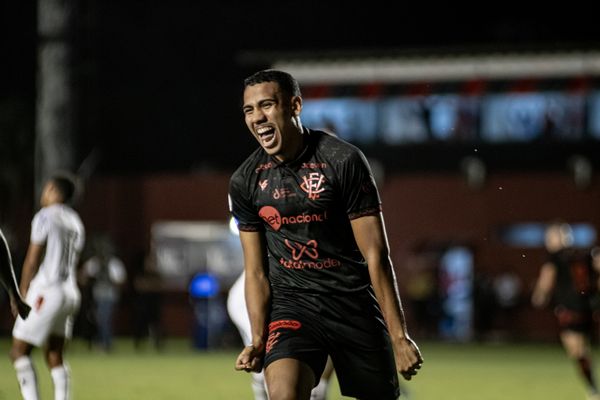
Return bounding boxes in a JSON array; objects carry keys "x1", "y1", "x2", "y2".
[
  {"x1": 264, "y1": 290, "x2": 400, "y2": 399},
  {"x1": 554, "y1": 305, "x2": 594, "y2": 333}
]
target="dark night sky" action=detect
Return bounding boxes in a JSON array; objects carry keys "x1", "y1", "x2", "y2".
[{"x1": 2, "y1": 2, "x2": 600, "y2": 174}]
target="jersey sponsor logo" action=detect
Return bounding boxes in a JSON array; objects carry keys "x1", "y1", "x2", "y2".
[
  {"x1": 285, "y1": 239, "x2": 319, "y2": 260},
  {"x1": 272, "y1": 187, "x2": 295, "y2": 200},
  {"x1": 279, "y1": 239, "x2": 341, "y2": 270},
  {"x1": 269, "y1": 319, "x2": 302, "y2": 331},
  {"x1": 259, "y1": 179, "x2": 269, "y2": 191},
  {"x1": 279, "y1": 257, "x2": 341, "y2": 270},
  {"x1": 300, "y1": 172, "x2": 326, "y2": 200},
  {"x1": 255, "y1": 162, "x2": 273, "y2": 174},
  {"x1": 266, "y1": 320, "x2": 301, "y2": 353},
  {"x1": 259, "y1": 206, "x2": 327, "y2": 231},
  {"x1": 301, "y1": 162, "x2": 328, "y2": 169},
  {"x1": 259, "y1": 206, "x2": 282, "y2": 231}
]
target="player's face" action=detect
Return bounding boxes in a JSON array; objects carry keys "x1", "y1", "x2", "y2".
[
  {"x1": 545, "y1": 224, "x2": 572, "y2": 252},
  {"x1": 242, "y1": 81, "x2": 302, "y2": 161}
]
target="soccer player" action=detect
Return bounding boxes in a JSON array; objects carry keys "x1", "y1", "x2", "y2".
[
  {"x1": 230, "y1": 69, "x2": 423, "y2": 400},
  {"x1": 81, "y1": 235, "x2": 127, "y2": 352},
  {"x1": 532, "y1": 222, "x2": 600, "y2": 400},
  {"x1": 9, "y1": 174, "x2": 85, "y2": 400},
  {"x1": 0, "y1": 228, "x2": 31, "y2": 319}
]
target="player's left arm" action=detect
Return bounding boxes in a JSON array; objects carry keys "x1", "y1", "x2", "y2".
[
  {"x1": 351, "y1": 213, "x2": 423, "y2": 380},
  {"x1": 531, "y1": 262, "x2": 556, "y2": 308},
  {"x1": 19, "y1": 242, "x2": 45, "y2": 297}
]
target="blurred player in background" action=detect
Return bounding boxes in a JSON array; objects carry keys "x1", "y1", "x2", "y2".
[
  {"x1": 227, "y1": 270, "x2": 334, "y2": 400},
  {"x1": 230, "y1": 69, "x2": 422, "y2": 400},
  {"x1": 81, "y1": 234, "x2": 127, "y2": 352},
  {"x1": 532, "y1": 221, "x2": 600, "y2": 400},
  {"x1": 9, "y1": 173, "x2": 85, "y2": 400},
  {"x1": 0, "y1": 228, "x2": 31, "y2": 319}
]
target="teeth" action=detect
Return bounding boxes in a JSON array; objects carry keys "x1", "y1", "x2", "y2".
[{"x1": 257, "y1": 126, "x2": 272, "y2": 135}]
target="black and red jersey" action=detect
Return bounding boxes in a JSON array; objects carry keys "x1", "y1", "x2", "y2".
[
  {"x1": 550, "y1": 248, "x2": 598, "y2": 312},
  {"x1": 229, "y1": 128, "x2": 382, "y2": 295}
]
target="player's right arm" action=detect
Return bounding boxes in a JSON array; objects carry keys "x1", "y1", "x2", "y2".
[
  {"x1": 19, "y1": 242, "x2": 45, "y2": 297},
  {"x1": 235, "y1": 230, "x2": 270, "y2": 373},
  {"x1": 531, "y1": 262, "x2": 556, "y2": 308}
]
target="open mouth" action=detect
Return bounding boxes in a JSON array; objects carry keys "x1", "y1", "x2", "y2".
[{"x1": 257, "y1": 126, "x2": 276, "y2": 148}]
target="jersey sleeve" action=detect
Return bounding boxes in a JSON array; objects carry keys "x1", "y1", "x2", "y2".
[
  {"x1": 228, "y1": 172, "x2": 263, "y2": 232},
  {"x1": 109, "y1": 258, "x2": 127, "y2": 284},
  {"x1": 30, "y1": 211, "x2": 49, "y2": 245},
  {"x1": 338, "y1": 148, "x2": 382, "y2": 220}
]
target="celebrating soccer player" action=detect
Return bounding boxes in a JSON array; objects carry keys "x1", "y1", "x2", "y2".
[{"x1": 230, "y1": 69, "x2": 423, "y2": 400}]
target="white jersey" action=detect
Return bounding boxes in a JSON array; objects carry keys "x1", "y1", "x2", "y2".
[
  {"x1": 29, "y1": 204, "x2": 85, "y2": 290},
  {"x1": 83, "y1": 256, "x2": 127, "y2": 302}
]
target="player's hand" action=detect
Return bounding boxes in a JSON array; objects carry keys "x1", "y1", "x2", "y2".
[
  {"x1": 9, "y1": 295, "x2": 19, "y2": 318},
  {"x1": 393, "y1": 336, "x2": 423, "y2": 381},
  {"x1": 9, "y1": 293, "x2": 31, "y2": 319},
  {"x1": 235, "y1": 345, "x2": 264, "y2": 373}
]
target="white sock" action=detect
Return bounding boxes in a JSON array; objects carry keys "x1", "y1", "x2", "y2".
[
  {"x1": 251, "y1": 371, "x2": 268, "y2": 400},
  {"x1": 14, "y1": 356, "x2": 39, "y2": 400},
  {"x1": 310, "y1": 378, "x2": 330, "y2": 400},
  {"x1": 51, "y1": 364, "x2": 70, "y2": 400}
]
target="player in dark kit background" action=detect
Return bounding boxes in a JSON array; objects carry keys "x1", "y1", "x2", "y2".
[
  {"x1": 0, "y1": 228, "x2": 31, "y2": 319},
  {"x1": 532, "y1": 222, "x2": 600, "y2": 400},
  {"x1": 230, "y1": 69, "x2": 423, "y2": 400}
]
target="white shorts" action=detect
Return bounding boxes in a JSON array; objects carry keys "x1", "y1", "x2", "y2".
[
  {"x1": 226, "y1": 272, "x2": 252, "y2": 346},
  {"x1": 13, "y1": 283, "x2": 81, "y2": 347}
]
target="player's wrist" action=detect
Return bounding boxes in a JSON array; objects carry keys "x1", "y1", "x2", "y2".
[
  {"x1": 250, "y1": 337, "x2": 265, "y2": 352},
  {"x1": 391, "y1": 333, "x2": 412, "y2": 345}
]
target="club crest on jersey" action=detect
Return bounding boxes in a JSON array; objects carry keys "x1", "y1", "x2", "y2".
[{"x1": 300, "y1": 172, "x2": 326, "y2": 200}]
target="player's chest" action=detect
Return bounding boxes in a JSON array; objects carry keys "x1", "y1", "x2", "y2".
[{"x1": 253, "y1": 165, "x2": 336, "y2": 214}]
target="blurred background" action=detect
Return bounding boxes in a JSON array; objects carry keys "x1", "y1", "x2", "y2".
[{"x1": 2, "y1": 1, "x2": 600, "y2": 349}]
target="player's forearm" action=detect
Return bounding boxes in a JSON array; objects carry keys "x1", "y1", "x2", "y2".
[
  {"x1": 19, "y1": 262, "x2": 37, "y2": 295},
  {"x1": 245, "y1": 271, "x2": 271, "y2": 349},
  {"x1": 19, "y1": 245, "x2": 42, "y2": 295},
  {"x1": 369, "y1": 256, "x2": 409, "y2": 340},
  {"x1": 532, "y1": 264, "x2": 556, "y2": 307}
]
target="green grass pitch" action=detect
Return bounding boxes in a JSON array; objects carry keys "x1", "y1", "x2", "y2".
[{"x1": 0, "y1": 338, "x2": 590, "y2": 399}]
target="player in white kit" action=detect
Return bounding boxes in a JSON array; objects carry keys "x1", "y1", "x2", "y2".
[{"x1": 9, "y1": 174, "x2": 85, "y2": 400}]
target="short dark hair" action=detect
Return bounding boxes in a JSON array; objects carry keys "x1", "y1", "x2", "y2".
[
  {"x1": 49, "y1": 173, "x2": 78, "y2": 204},
  {"x1": 244, "y1": 69, "x2": 302, "y2": 98}
]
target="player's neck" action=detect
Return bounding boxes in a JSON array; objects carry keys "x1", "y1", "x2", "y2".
[
  {"x1": 275, "y1": 129, "x2": 306, "y2": 164},
  {"x1": 42, "y1": 199, "x2": 63, "y2": 208}
]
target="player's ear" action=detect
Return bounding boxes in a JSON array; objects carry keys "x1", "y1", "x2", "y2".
[{"x1": 291, "y1": 95, "x2": 302, "y2": 116}]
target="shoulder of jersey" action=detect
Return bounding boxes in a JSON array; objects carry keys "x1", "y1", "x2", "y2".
[
  {"x1": 232, "y1": 147, "x2": 268, "y2": 178},
  {"x1": 312, "y1": 129, "x2": 362, "y2": 160}
]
